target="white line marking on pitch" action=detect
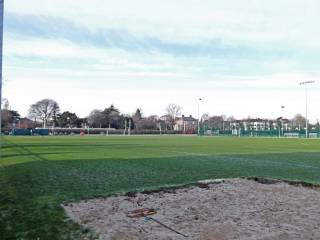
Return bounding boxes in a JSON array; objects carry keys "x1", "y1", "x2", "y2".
[{"x1": 145, "y1": 148, "x2": 320, "y2": 170}]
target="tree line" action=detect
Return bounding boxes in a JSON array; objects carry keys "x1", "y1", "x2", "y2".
[
  {"x1": 1, "y1": 98, "x2": 319, "y2": 132},
  {"x1": 1, "y1": 98, "x2": 184, "y2": 131}
]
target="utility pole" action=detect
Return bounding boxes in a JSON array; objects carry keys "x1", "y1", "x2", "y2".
[
  {"x1": 0, "y1": 0, "x2": 4, "y2": 136},
  {"x1": 158, "y1": 122, "x2": 162, "y2": 135},
  {"x1": 123, "y1": 118, "x2": 127, "y2": 135},
  {"x1": 299, "y1": 81, "x2": 315, "y2": 138},
  {"x1": 197, "y1": 98, "x2": 202, "y2": 136},
  {"x1": 279, "y1": 106, "x2": 285, "y2": 138},
  {"x1": 281, "y1": 106, "x2": 285, "y2": 136},
  {"x1": 128, "y1": 119, "x2": 131, "y2": 135}
]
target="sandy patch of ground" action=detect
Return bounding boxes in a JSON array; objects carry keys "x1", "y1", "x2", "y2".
[{"x1": 63, "y1": 179, "x2": 320, "y2": 240}]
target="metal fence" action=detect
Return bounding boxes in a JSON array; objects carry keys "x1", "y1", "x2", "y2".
[{"x1": 200, "y1": 128, "x2": 320, "y2": 138}]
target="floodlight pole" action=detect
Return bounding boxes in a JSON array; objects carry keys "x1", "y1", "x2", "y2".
[
  {"x1": 0, "y1": 0, "x2": 4, "y2": 136},
  {"x1": 299, "y1": 81, "x2": 315, "y2": 138},
  {"x1": 280, "y1": 106, "x2": 285, "y2": 138},
  {"x1": 197, "y1": 98, "x2": 202, "y2": 136}
]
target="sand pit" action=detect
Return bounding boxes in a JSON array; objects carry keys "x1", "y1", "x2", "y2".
[{"x1": 63, "y1": 179, "x2": 320, "y2": 240}]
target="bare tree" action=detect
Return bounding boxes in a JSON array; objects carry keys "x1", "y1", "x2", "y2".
[
  {"x1": 292, "y1": 114, "x2": 306, "y2": 131},
  {"x1": 28, "y1": 99, "x2": 60, "y2": 128},
  {"x1": 208, "y1": 115, "x2": 225, "y2": 130},
  {"x1": 1, "y1": 109, "x2": 19, "y2": 130},
  {"x1": 133, "y1": 108, "x2": 142, "y2": 120},
  {"x1": 87, "y1": 110, "x2": 104, "y2": 128},
  {"x1": 2, "y1": 98, "x2": 9, "y2": 110},
  {"x1": 132, "y1": 108, "x2": 143, "y2": 130},
  {"x1": 139, "y1": 115, "x2": 160, "y2": 130},
  {"x1": 201, "y1": 113, "x2": 210, "y2": 122},
  {"x1": 165, "y1": 104, "x2": 182, "y2": 130},
  {"x1": 227, "y1": 116, "x2": 236, "y2": 122}
]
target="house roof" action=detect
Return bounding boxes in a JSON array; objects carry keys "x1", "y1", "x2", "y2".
[{"x1": 180, "y1": 115, "x2": 198, "y2": 122}]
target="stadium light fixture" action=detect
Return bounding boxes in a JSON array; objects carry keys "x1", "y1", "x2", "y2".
[
  {"x1": 299, "y1": 81, "x2": 315, "y2": 138},
  {"x1": 0, "y1": 0, "x2": 4, "y2": 136},
  {"x1": 197, "y1": 98, "x2": 202, "y2": 136}
]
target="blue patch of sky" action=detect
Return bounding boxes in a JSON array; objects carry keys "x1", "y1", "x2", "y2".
[
  {"x1": 4, "y1": 54, "x2": 100, "y2": 70},
  {"x1": 5, "y1": 12, "x2": 320, "y2": 77},
  {"x1": 5, "y1": 12, "x2": 296, "y2": 59}
]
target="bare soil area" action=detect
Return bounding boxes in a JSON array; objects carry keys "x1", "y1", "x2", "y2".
[{"x1": 63, "y1": 179, "x2": 320, "y2": 240}]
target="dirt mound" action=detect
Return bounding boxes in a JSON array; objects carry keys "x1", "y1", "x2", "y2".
[{"x1": 63, "y1": 179, "x2": 320, "y2": 240}]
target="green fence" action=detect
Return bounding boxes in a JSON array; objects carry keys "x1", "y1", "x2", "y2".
[
  {"x1": 10, "y1": 128, "x2": 49, "y2": 136},
  {"x1": 199, "y1": 127, "x2": 320, "y2": 138}
]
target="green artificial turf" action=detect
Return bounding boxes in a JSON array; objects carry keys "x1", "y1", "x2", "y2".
[{"x1": 1, "y1": 136, "x2": 320, "y2": 239}]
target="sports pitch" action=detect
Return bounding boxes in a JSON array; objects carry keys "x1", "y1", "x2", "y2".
[{"x1": 1, "y1": 136, "x2": 320, "y2": 239}]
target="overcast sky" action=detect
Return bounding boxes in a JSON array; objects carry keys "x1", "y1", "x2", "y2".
[{"x1": 3, "y1": 0, "x2": 320, "y2": 121}]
